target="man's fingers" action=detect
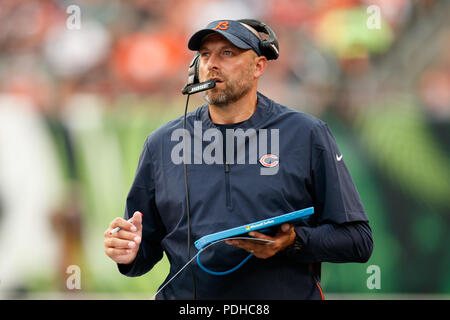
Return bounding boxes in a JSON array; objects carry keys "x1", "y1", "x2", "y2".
[
  {"x1": 225, "y1": 224, "x2": 295, "y2": 259},
  {"x1": 104, "y1": 213, "x2": 143, "y2": 265},
  {"x1": 105, "y1": 247, "x2": 132, "y2": 257},
  {"x1": 279, "y1": 223, "x2": 293, "y2": 234},
  {"x1": 105, "y1": 237, "x2": 139, "y2": 249},
  {"x1": 227, "y1": 238, "x2": 269, "y2": 251},
  {"x1": 226, "y1": 239, "x2": 250, "y2": 250},
  {"x1": 226, "y1": 239, "x2": 275, "y2": 259},
  {"x1": 281, "y1": 223, "x2": 289, "y2": 232},
  {"x1": 225, "y1": 229, "x2": 277, "y2": 250},
  {"x1": 109, "y1": 217, "x2": 136, "y2": 232},
  {"x1": 248, "y1": 231, "x2": 274, "y2": 241},
  {"x1": 109, "y1": 230, "x2": 141, "y2": 243}
]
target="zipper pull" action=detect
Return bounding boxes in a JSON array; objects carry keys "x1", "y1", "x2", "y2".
[{"x1": 225, "y1": 162, "x2": 230, "y2": 173}]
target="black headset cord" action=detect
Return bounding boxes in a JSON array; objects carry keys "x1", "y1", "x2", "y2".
[
  {"x1": 180, "y1": 79, "x2": 215, "y2": 299},
  {"x1": 183, "y1": 93, "x2": 197, "y2": 299}
]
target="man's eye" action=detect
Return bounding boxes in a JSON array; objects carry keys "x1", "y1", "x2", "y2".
[
  {"x1": 223, "y1": 50, "x2": 233, "y2": 56},
  {"x1": 200, "y1": 52, "x2": 210, "y2": 57}
]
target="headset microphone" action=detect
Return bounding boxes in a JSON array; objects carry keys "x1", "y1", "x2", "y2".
[{"x1": 182, "y1": 79, "x2": 216, "y2": 95}]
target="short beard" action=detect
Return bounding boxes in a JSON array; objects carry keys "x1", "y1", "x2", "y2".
[{"x1": 202, "y1": 67, "x2": 254, "y2": 107}]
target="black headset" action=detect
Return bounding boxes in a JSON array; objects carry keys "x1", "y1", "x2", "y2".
[
  {"x1": 238, "y1": 19, "x2": 279, "y2": 61},
  {"x1": 185, "y1": 19, "x2": 279, "y2": 87}
]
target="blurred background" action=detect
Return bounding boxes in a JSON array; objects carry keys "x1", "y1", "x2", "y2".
[{"x1": 0, "y1": 0, "x2": 449, "y2": 299}]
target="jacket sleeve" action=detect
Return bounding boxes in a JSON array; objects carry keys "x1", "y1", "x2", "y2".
[
  {"x1": 310, "y1": 123, "x2": 368, "y2": 224},
  {"x1": 291, "y1": 221, "x2": 373, "y2": 263},
  {"x1": 117, "y1": 135, "x2": 166, "y2": 277},
  {"x1": 287, "y1": 123, "x2": 373, "y2": 263}
]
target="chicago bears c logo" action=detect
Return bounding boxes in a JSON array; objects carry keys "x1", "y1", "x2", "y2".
[
  {"x1": 213, "y1": 21, "x2": 229, "y2": 30},
  {"x1": 259, "y1": 154, "x2": 279, "y2": 168}
]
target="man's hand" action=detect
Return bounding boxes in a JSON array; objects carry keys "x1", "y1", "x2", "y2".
[
  {"x1": 104, "y1": 211, "x2": 143, "y2": 265},
  {"x1": 225, "y1": 223, "x2": 296, "y2": 259}
]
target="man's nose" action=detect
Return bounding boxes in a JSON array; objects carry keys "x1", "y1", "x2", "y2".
[{"x1": 205, "y1": 53, "x2": 220, "y2": 71}]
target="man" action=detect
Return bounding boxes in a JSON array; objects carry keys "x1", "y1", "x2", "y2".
[{"x1": 104, "y1": 19, "x2": 373, "y2": 299}]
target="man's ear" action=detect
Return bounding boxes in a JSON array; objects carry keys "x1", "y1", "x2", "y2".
[{"x1": 254, "y1": 56, "x2": 267, "y2": 79}]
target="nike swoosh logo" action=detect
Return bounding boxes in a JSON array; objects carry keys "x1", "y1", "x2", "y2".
[{"x1": 336, "y1": 154, "x2": 343, "y2": 161}]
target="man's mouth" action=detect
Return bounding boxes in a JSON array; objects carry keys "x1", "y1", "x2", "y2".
[{"x1": 209, "y1": 77, "x2": 224, "y2": 84}]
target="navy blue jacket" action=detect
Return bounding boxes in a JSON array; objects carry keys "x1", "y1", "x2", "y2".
[{"x1": 118, "y1": 92, "x2": 373, "y2": 299}]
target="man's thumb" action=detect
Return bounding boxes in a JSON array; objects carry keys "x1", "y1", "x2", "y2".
[
  {"x1": 132, "y1": 211, "x2": 143, "y2": 229},
  {"x1": 281, "y1": 223, "x2": 291, "y2": 233}
]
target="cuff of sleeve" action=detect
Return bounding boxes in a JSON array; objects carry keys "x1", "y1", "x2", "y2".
[
  {"x1": 281, "y1": 228, "x2": 305, "y2": 257},
  {"x1": 117, "y1": 261, "x2": 134, "y2": 275},
  {"x1": 294, "y1": 226, "x2": 309, "y2": 247}
]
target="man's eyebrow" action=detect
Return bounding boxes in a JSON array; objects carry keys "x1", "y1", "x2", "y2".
[{"x1": 199, "y1": 44, "x2": 238, "y2": 52}]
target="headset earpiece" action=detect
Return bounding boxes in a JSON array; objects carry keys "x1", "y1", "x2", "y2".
[{"x1": 237, "y1": 19, "x2": 279, "y2": 60}]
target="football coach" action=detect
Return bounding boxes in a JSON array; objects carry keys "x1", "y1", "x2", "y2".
[{"x1": 104, "y1": 19, "x2": 373, "y2": 300}]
